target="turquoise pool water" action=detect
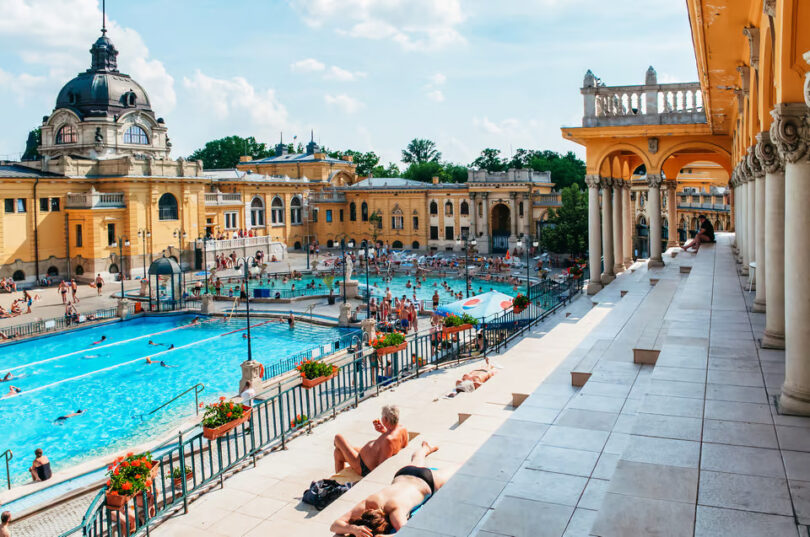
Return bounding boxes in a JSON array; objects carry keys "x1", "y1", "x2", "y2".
[{"x1": 0, "y1": 314, "x2": 352, "y2": 485}]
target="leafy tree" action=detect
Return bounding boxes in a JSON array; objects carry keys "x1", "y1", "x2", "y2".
[
  {"x1": 470, "y1": 148, "x2": 507, "y2": 172},
  {"x1": 442, "y1": 163, "x2": 468, "y2": 183},
  {"x1": 539, "y1": 185, "x2": 588, "y2": 256},
  {"x1": 370, "y1": 162, "x2": 401, "y2": 177},
  {"x1": 189, "y1": 136, "x2": 273, "y2": 169},
  {"x1": 402, "y1": 161, "x2": 444, "y2": 183},
  {"x1": 22, "y1": 127, "x2": 41, "y2": 161},
  {"x1": 402, "y1": 138, "x2": 441, "y2": 164},
  {"x1": 526, "y1": 150, "x2": 586, "y2": 190}
]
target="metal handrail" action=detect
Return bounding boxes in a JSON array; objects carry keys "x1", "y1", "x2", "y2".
[
  {"x1": 2, "y1": 449, "x2": 11, "y2": 489},
  {"x1": 146, "y1": 383, "x2": 205, "y2": 417}
]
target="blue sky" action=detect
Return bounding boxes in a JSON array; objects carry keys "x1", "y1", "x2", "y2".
[{"x1": 0, "y1": 0, "x2": 698, "y2": 167}]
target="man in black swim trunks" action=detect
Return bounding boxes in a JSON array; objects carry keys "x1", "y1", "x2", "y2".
[
  {"x1": 333, "y1": 405, "x2": 409, "y2": 477},
  {"x1": 331, "y1": 441, "x2": 450, "y2": 535},
  {"x1": 56, "y1": 409, "x2": 84, "y2": 422}
]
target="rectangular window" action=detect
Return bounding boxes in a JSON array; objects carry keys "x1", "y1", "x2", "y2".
[
  {"x1": 430, "y1": 226, "x2": 439, "y2": 240},
  {"x1": 392, "y1": 216, "x2": 403, "y2": 230},
  {"x1": 326, "y1": 210, "x2": 333, "y2": 223},
  {"x1": 339, "y1": 209, "x2": 344, "y2": 222},
  {"x1": 16, "y1": 199, "x2": 26, "y2": 213},
  {"x1": 107, "y1": 223, "x2": 116, "y2": 246},
  {"x1": 445, "y1": 226, "x2": 454, "y2": 240},
  {"x1": 413, "y1": 216, "x2": 419, "y2": 230},
  {"x1": 50, "y1": 198, "x2": 60, "y2": 212},
  {"x1": 519, "y1": 202, "x2": 524, "y2": 218},
  {"x1": 224, "y1": 212, "x2": 238, "y2": 229},
  {"x1": 4, "y1": 199, "x2": 14, "y2": 213},
  {"x1": 40, "y1": 198, "x2": 49, "y2": 212},
  {"x1": 461, "y1": 226, "x2": 470, "y2": 239},
  {"x1": 76, "y1": 224, "x2": 83, "y2": 247},
  {"x1": 312, "y1": 209, "x2": 318, "y2": 223}
]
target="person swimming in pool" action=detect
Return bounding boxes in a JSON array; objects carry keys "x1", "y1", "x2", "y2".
[
  {"x1": 1, "y1": 372, "x2": 13, "y2": 382},
  {"x1": 91, "y1": 335, "x2": 106, "y2": 345},
  {"x1": 148, "y1": 340, "x2": 166, "y2": 346},
  {"x1": 4, "y1": 386, "x2": 21, "y2": 398},
  {"x1": 159, "y1": 361, "x2": 177, "y2": 368},
  {"x1": 56, "y1": 409, "x2": 84, "y2": 422}
]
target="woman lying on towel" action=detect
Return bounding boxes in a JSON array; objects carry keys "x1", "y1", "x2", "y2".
[
  {"x1": 445, "y1": 358, "x2": 499, "y2": 397},
  {"x1": 331, "y1": 442, "x2": 450, "y2": 536}
]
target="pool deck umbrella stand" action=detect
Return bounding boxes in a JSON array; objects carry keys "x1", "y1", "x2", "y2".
[{"x1": 148, "y1": 256, "x2": 183, "y2": 311}]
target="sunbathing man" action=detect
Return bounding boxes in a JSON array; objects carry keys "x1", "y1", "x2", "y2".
[
  {"x1": 333, "y1": 405, "x2": 408, "y2": 478},
  {"x1": 331, "y1": 441, "x2": 449, "y2": 535},
  {"x1": 448, "y1": 358, "x2": 498, "y2": 396}
]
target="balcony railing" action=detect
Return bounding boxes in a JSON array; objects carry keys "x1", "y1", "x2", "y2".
[
  {"x1": 582, "y1": 69, "x2": 706, "y2": 127},
  {"x1": 308, "y1": 191, "x2": 346, "y2": 203},
  {"x1": 65, "y1": 191, "x2": 125, "y2": 209},
  {"x1": 204, "y1": 192, "x2": 243, "y2": 206},
  {"x1": 533, "y1": 194, "x2": 561, "y2": 207},
  {"x1": 677, "y1": 203, "x2": 730, "y2": 212}
]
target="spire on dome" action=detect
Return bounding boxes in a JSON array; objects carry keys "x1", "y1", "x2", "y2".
[
  {"x1": 89, "y1": 0, "x2": 118, "y2": 72},
  {"x1": 306, "y1": 129, "x2": 320, "y2": 154}
]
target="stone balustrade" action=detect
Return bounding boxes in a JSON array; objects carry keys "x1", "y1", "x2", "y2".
[
  {"x1": 204, "y1": 191, "x2": 243, "y2": 206},
  {"x1": 65, "y1": 190, "x2": 126, "y2": 209}
]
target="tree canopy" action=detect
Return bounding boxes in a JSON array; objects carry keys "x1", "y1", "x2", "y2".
[
  {"x1": 402, "y1": 138, "x2": 441, "y2": 164},
  {"x1": 188, "y1": 136, "x2": 273, "y2": 169},
  {"x1": 469, "y1": 148, "x2": 586, "y2": 190},
  {"x1": 22, "y1": 127, "x2": 41, "y2": 161},
  {"x1": 538, "y1": 185, "x2": 588, "y2": 256}
]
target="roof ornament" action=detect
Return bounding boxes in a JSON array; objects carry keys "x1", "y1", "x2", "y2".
[{"x1": 101, "y1": 0, "x2": 107, "y2": 34}]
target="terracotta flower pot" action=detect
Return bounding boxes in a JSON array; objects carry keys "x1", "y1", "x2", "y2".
[
  {"x1": 105, "y1": 491, "x2": 133, "y2": 509},
  {"x1": 300, "y1": 366, "x2": 338, "y2": 389},
  {"x1": 202, "y1": 406, "x2": 252, "y2": 440},
  {"x1": 513, "y1": 305, "x2": 526, "y2": 314},
  {"x1": 442, "y1": 323, "x2": 472, "y2": 336},
  {"x1": 173, "y1": 472, "x2": 193, "y2": 489},
  {"x1": 375, "y1": 342, "x2": 407, "y2": 357}
]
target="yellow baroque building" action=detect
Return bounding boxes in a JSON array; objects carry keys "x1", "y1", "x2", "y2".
[{"x1": 0, "y1": 29, "x2": 561, "y2": 285}]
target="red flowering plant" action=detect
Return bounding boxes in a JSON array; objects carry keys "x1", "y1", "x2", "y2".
[
  {"x1": 106, "y1": 452, "x2": 155, "y2": 497},
  {"x1": 201, "y1": 396, "x2": 246, "y2": 428},
  {"x1": 512, "y1": 294, "x2": 530, "y2": 311},
  {"x1": 443, "y1": 313, "x2": 477, "y2": 328},
  {"x1": 567, "y1": 265, "x2": 583, "y2": 278},
  {"x1": 290, "y1": 414, "x2": 309, "y2": 429},
  {"x1": 296, "y1": 359, "x2": 335, "y2": 380},
  {"x1": 370, "y1": 331, "x2": 406, "y2": 350}
]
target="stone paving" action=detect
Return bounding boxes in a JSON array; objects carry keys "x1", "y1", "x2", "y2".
[{"x1": 396, "y1": 233, "x2": 810, "y2": 537}]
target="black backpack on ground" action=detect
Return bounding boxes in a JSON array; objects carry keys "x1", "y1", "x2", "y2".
[{"x1": 302, "y1": 479, "x2": 353, "y2": 510}]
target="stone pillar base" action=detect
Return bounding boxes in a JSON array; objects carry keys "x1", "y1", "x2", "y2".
[
  {"x1": 740, "y1": 265, "x2": 749, "y2": 276},
  {"x1": 667, "y1": 240, "x2": 678, "y2": 248},
  {"x1": 600, "y1": 273, "x2": 615, "y2": 285},
  {"x1": 201, "y1": 294, "x2": 215, "y2": 314},
  {"x1": 648, "y1": 258, "x2": 665, "y2": 268},
  {"x1": 761, "y1": 329, "x2": 786, "y2": 349},
  {"x1": 623, "y1": 257, "x2": 632, "y2": 267},
  {"x1": 752, "y1": 299, "x2": 766, "y2": 313},
  {"x1": 339, "y1": 280, "x2": 359, "y2": 299},
  {"x1": 612, "y1": 264, "x2": 625, "y2": 274},
  {"x1": 780, "y1": 384, "x2": 810, "y2": 417},
  {"x1": 338, "y1": 302, "x2": 352, "y2": 327},
  {"x1": 587, "y1": 281, "x2": 603, "y2": 295},
  {"x1": 116, "y1": 298, "x2": 129, "y2": 319},
  {"x1": 240, "y1": 359, "x2": 263, "y2": 392}
]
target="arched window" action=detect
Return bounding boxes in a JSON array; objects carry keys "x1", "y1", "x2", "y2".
[
  {"x1": 361, "y1": 202, "x2": 369, "y2": 222},
  {"x1": 108, "y1": 263, "x2": 119, "y2": 274},
  {"x1": 47, "y1": 266, "x2": 59, "y2": 276},
  {"x1": 123, "y1": 125, "x2": 149, "y2": 145},
  {"x1": 12, "y1": 270, "x2": 25, "y2": 281},
  {"x1": 250, "y1": 196, "x2": 265, "y2": 227},
  {"x1": 392, "y1": 240, "x2": 403, "y2": 249},
  {"x1": 75, "y1": 265, "x2": 85, "y2": 276},
  {"x1": 349, "y1": 202, "x2": 357, "y2": 221},
  {"x1": 55, "y1": 125, "x2": 78, "y2": 144},
  {"x1": 293, "y1": 241, "x2": 302, "y2": 250},
  {"x1": 412, "y1": 241, "x2": 420, "y2": 250},
  {"x1": 460, "y1": 200, "x2": 469, "y2": 215},
  {"x1": 327, "y1": 240, "x2": 334, "y2": 248},
  {"x1": 445, "y1": 201, "x2": 453, "y2": 216},
  {"x1": 391, "y1": 206, "x2": 404, "y2": 230},
  {"x1": 290, "y1": 196, "x2": 302, "y2": 224},
  {"x1": 158, "y1": 193, "x2": 178, "y2": 220},
  {"x1": 429, "y1": 201, "x2": 438, "y2": 215},
  {"x1": 271, "y1": 196, "x2": 284, "y2": 224}
]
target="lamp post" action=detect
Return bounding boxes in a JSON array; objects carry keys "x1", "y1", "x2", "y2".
[
  {"x1": 517, "y1": 236, "x2": 538, "y2": 299},
  {"x1": 236, "y1": 255, "x2": 255, "y2": 361},
  {"x1": 113, "y1": 235, "x2": 130, "y2": 300},
  {"x1": 173, "y1": 229, "x2": 187, "y2": 302},
  {"x1": 337, "y1": 237, "x2": 355, "y2": 304},
  {"x1": 198, "y1": 233, "x2": 209, "y2": 294},
  {"x1": 138, "y1": 229, "x2": 151, "y2": 308},
  {"x1": 363, "y1": 240, "x2": 371, "y2": 317},
  {"x1": 455, "y1": 233, "x2": 477, "y2": 298}
]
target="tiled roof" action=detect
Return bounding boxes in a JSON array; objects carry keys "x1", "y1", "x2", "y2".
[{"x1": 0, "y1": 162, "x2": 64, "y2": 178}]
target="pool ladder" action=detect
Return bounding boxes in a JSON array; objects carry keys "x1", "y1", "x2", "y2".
[
  {"x1": 144, "y1": 383, "x2": 205, "y2": 419},
  {"x1": 2, "y1": 449, "x2": 11, "y2": 489}
]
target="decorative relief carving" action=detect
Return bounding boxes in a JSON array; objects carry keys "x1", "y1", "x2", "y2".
[
  {"x1": 746, "y1": 146, "x2": 765, "y2": 178},
  {"x1": 755, "y1": 131, "x2": 784, "y2": 174},
  {"x1": 584, "y1": 174, "x2": 601, "y2": 189},
  {"x1": 770, "y1": 103, "x2": 810, "y2": 163},
  {"x1": 646, "y1": 174, "x2": 663, "y2": 188}
]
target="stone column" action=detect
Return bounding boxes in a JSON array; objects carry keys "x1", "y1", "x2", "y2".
[
  {"x1": 746, "y1": 167, "x2": 757, "y2": 282},
  {"x1": 601, "y1": 177, "x2": 615, "y2": 284},
  {"x1": 524, "y1": 193, "x2": 531, "y2": 239},
  {"x1": 756, "y1": 131, "x2": 786, "y2": 349},
  {"x1": 647, "y1": 174, "x2": 664, "y2": 267},
  {"x1": 665, "y1": 180, "x2": 678, "y2": 248},
  {"x1": 612, "y1": 179, "x2": 624, "y2": 273},
  {"x1": 739, "y1": 171, "x2": 751, "y2": 276},
  {"x1": 470, "y1": 192, "x2": 478, "y2": 237},
  {"x1": 510, "y1": 192, "x2": 519, "y2": 239},
  {"x1": 622, "y1": 183, "x2": 633, "y2": 266},
  {"x1": 585, "y1": 175, "x2": 603, "y2": 294},
  {"x1": 748, "y1": 146, "x2": 767, "y2": 312},
  {"x1": 772, "y1": 100, "x2": 810, "y2": 415},
  {"x1": 479, "y1": 192, "x2": 489, "y2": 251}
]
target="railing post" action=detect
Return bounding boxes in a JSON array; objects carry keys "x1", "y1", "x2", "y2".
[
  {"x1": 279, "y1": 384, "x2": 286, "y2": 450},
  {"x1": 178, "y1": 431, "x2": 188, "y2": 515}
]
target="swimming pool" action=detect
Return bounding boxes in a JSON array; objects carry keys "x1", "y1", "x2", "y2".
[{"x1": 0, "y1": 314, "x2": 353, "y2": 485}]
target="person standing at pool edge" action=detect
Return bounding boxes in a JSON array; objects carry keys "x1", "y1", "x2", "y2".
[{"x1": 94, "y1": 274, "x2": 104, "y2": 296}]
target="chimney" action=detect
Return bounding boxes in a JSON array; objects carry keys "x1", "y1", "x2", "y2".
[
  {"x1": 432, "y1": 176, "x2": 439, "y2": 185},
  {"x1": 239, "y1": 155, "x2": 253, "y2": 162},
  {"x1": 341, "y1": 155, "x2": 354, "y2": 162}
]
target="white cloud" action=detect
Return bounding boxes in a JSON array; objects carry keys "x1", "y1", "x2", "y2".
[
  {"x1": 325, "y1": 66, "x2": 366, "y2": 82},
  {"x1": 324, "y1": 93, "x2": 364, "y2": 114},
  {"x1": 290, "y1": 0, "x2": 465, "y2": 51},
  {"x1": 0, "y1": 0, "x2": 176, "y2": 113},
  {"x1": 430, "y1": 73, "x2": 447, "y2": 85},
  {"x1": 182, "y1": 70, "x2": 289, "y2": 134},
  {"x1": 290, "y1": 58, "x2": 326, "y2": 72},
  {"x1": 426, "y1": 89, "x2": 445, "y2": 102},
  {"x1": 0, "y1": 68, "x2": 47, "y2": 104}
]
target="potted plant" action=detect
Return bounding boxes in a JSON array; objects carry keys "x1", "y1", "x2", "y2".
[
  {"x1": 297, "y1": 359, "x2": 339, "y2": 388},
  {"x1": 371, "y1": 332, "x2": 407, "y2": 356},
  {"x1": 512, "y1": 294, "x2": 530, "y2": 314},
  {"x1": 567, "y1": 265, "x2": 583, "y2": 280},
  {"x1": 171, "y1": 465, "x2": 193, "y2": 489},
  {"x1": 201, "y1": 396, "x2": 252, "y2": 440},
  {"x1": 290, "y1": 413, "x2": 309, "y2": 430},
  {"x1": 411, "y1": 354, "x2": 425, "y2": 367},
  {"x1": 323, "y1": 274, "x2": 336, "y2": 304},
  {"x1": 105, "y1": 452, "x2": 158, "y2": 509},
  {"x1": 442, "y1": 313, "x2": 477, "y2": 335}
]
